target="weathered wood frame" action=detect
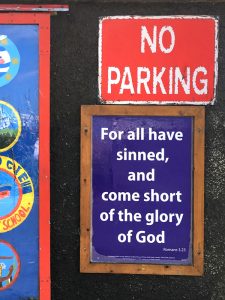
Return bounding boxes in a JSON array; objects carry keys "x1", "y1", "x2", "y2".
[{"x1": 80, "y1": 105, "x2": 205, "y2": 276}]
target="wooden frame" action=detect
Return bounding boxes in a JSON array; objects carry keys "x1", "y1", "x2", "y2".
[{"x1": 80, "y1": 105, "x2": 205, "y2": 276}]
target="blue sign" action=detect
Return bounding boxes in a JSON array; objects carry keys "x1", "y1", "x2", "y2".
[
  {"x1": 0, "y1": 25, "x2": 39, "y2": 299},
  {"x1": 92, "y1": 116, "x2": 193, "y2": 265},
  {"x1": 0, "y1": 35, "x2": 20, "y2": 87}
]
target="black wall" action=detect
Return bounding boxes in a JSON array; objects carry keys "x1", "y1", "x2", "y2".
[{"x1": 12, "y1": 1, "x2": 225, "y2": 299}]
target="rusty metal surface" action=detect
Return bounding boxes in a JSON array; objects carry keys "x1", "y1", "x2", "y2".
[
  {"x1": 0, "y1": 4, "x2": 68, "y2": 12},
  {"x1": 5, "y1": 0, "x2": 225, "y2": 3}
]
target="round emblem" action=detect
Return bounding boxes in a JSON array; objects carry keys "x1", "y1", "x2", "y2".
[
  {"x1": 0, "y1": 156, "x2": 34, "y2": 233},
  {"x1": 0, "y1": 240, "x2": 20, "y2": 290},
  {"x1": 0, "y1": 101, "x2": 21, "y2": 152},
  {"x1": 0, "y1": 35, "x2": 20, "y2": 87}
]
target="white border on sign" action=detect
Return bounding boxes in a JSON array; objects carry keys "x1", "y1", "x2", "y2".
[{"x1": 98, "y1": 15, "x2": 219, "y2": 105}]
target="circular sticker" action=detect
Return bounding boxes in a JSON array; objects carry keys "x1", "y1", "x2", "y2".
[
  {"x1": 0, "y1": 156, "x2": 34, "y2": 233},
  {"x1": 0, "y1": 35, "x2": 20, "y2": 87},
  {"x1": 0, "y1": 240, "x2": 20, "y2": 291},
  {"x1": 0, "y1": 101, "x2": 21, "y2": 152}
]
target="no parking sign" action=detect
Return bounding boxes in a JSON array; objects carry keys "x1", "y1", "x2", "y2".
[{"x1": 99, "y1": 16, "x2": 218, "y2": 104}]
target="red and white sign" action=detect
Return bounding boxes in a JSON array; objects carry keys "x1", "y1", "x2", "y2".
[{"x1": 99, "y1": 16, "x2": 218, "y2": 104}]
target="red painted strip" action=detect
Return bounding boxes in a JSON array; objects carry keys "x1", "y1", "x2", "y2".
[
  {"x1": 0, "y1": 4, "x2": 69, "y2": 12},
  {"x1": 39, "y1": 14, "x2": 51, "y2": 300},
  {"x1": 0, "y1": 190, "x2": 10, "y2": 199}
]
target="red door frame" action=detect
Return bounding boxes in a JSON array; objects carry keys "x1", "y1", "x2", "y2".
[{"x1": 0, "y1": 13, "x2": 51, "y2": 300}]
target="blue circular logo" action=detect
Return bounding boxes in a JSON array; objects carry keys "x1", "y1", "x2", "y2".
[
  {"x1": 0, "y1": 35, "x2": 20, "y2": 87},
  {"x1": 0, "y1": 240, "x2": 20, "y2": 290},
  {"x1": 0, "y1": 171, "x2": 20, "y2": 219}
]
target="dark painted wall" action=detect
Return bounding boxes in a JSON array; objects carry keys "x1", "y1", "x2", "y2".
[
  {"x1": 11, "y1": 1, "x2": 225, "y2": 299},
  {"x1": 50, "y1": 3, "x2": 225, "y2": 299}
]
